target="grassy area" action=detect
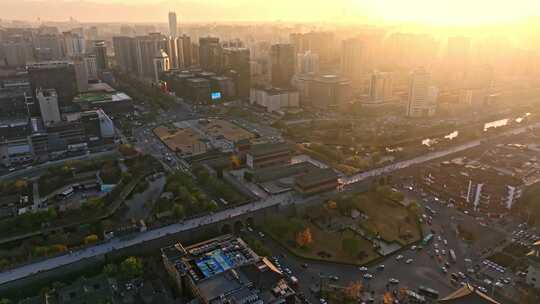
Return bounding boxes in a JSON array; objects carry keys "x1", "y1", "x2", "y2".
[
  {"x1": 265, "y1": 216, "x2": 380, "y2": 265},
  {"x1": 352, "y1": 192, "x2": 421, "y2": 245}
]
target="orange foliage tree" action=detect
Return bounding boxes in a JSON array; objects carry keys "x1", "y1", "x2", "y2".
[{"x1": 296, "y1": 227, "x2": 313, "y2": 247}]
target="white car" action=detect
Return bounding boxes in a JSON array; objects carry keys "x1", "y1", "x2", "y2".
[
  {"x1": 389, "y1": 278, "x2": 400, "y2": 284},
  {"x1": 405, "y1": 258, "x2": 414, "y2": 264},
  {"x1": 363, "y1": 273, "x2": 373, "y2": 279},
  {"x1": 396, "y1": 255, "x2": 404, "y2": 261},
  {"x1": 358, "y1": 266, "x2": 368, "y2": 272}
]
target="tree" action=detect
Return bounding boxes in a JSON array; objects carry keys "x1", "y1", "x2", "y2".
[
  {"x1": 172, "y1": 204, "x2": 185, "y2": 219},
  {"x1": 84, "y1": 234, "x2": 99, "y2": 244},
  {"x1": 344, "y1": 281, "x2": 363, "y2": 300},
  {"x1": 296, "y1": 227, "x2": 313, "y2": 248},
  {"x1": 14, "y1": 179, "x2": 28, "y2": 190},
  {"x1": 120, "y1": 257, "x2": 143, "y2": 279},
  {"x1": 102, "y1": 263, "x2": 118, "y2": 276},
  {"x1": 342, "y1": 238, "x2": 361, "y2": 257}
]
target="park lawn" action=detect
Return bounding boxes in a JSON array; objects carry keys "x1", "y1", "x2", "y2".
[
  {"x1": 354, "y1": 192, "x2": 421, "y2": 245},
  {"x1": 267, "y1": 219, "x2": 380, "y2": 265}
]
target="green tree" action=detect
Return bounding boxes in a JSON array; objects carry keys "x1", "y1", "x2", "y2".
[
  {"x1": 120, "y1": 257, "x2": 143, "y2": 279},
  {"x1": 342, "y1": 238, "x2": 361, "y2": 257},
  {"x1": 102, "y1": 263, "x2": 118, "y2": 276},
  {"x1": 172, "y1": 204, "x2": 185, "y2": 219}
]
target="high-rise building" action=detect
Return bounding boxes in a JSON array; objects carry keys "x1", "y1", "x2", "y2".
[
  {"x1": 134, "y1": 33, "x2": 168, "y2": 79},
  {"x1": 341, "y1": 38, "x2": 364, "y2": 86},
  {"x1": 290, "y1": 32, "x2": 334, "y2": 64},
  {"x1": 296, "y1": 51, "x2": 319, "y2": 75},
  {"x1": 27, "y1": 61, "x2": 78, "y2": 106},
  {"x1": 73, "y1": 56, "x2": 89, "y2": 92},
  {"x1": 270, "y1": 44, "x2": 295, "y2": 88},
  {"x1": 369, "y1": 71, "x2": 393, "y2": 102},
  {"x1": 62, "y1": 31, "x2": 85, "y2": 57},
  {"x1": 308, "y1": 74, "x2": 352, "y2": 109},
  {"x1": 112, "y1": 36, "x2": 138, "y2": 73},
  {"x1": 153, "y1": 50, "x2": 170, "y2": 83},
  {"x1": 85, "y1": 55, "x2": 98, "y2": 80},
  {"x1": 178, "y1": 34, "x2": 192, "y2": 68},
  {"x1": 35, "y1": 34, "x2": 64, "y2": 60},
  {"x1": 93, "y1": 40, "x2": 108, "y2": 72},
  {"x1": 199, "y1": 37, "x2": 222, "y2": 73},
  {"x1": 168, "y1": 12, "x2": 178, "y2": 38},
  {"x1": 166, "y1": 37, "x2": 179, "y2": 69},
  {"x1": 37, "y1": 89, "x2": 61, "y2": 126},
  {"x1": 406, "y1": 68, "x2": 437, "y2": 118},
  {"x1": 1, "y1": 41, "x2": 34, "y2": 67},
  {"x1": 222, "y1": 47, "x2": 251, "y2": 99}
]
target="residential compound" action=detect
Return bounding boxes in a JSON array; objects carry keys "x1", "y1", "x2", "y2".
[{"x1": 161, "y1": 235, "x2": 297, "y2": 304}]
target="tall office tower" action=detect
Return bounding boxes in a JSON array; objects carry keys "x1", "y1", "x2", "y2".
[
  {"x1": 73, "y1": 56, "x2": 89, "y2": 92},
  {"x1": 113, "y1": 36, "x2": 138, "y2": 73},
  {"x1": 290, "y1": 32, "x2": 334, "y2": 65},
  {"x1": 27, "y1": 61, "x2": 78, "y2": 107},
  {"x1": 341, "y1": 38, "x2": 364, "y2": 86},
  {"x1": 62, "y1": 31, "x2": 85, "y2": 57},
  {"x1": 35, "y1": 34, "x2": 64, "y2": 60},
  {"x1": 178, "y1": 34, "x2": 192, "y2": 68},
  {"x1": 84, "y1": 55, "x2": 98, "y2": 80},
  {"x1": 199, "y1": 37, "x2": 222, "y2": 73},
  {"x1": 168, "y1": 12, "x2": 178, "y2": 38},
  {"x1": 135, "y1": 33, "x2": 168, "y2": 79},
  {"x1": 191, "y1": 43, "x2": 199, "y2": 66},
  {"x1": 296, "y1": 51, "x2": 319, "y2": 74},
  {"x1": 446, "y1": 36, "x2": 471, "y2": 81},
  {"x1": 93, "y1": 40, "x2": 108, "y2": 71},
  {"x1": 153, "y1": 49, "x2": 170, "y2": 83},
  {"x1": 37, "y1": 88, "x2": 61, "y2": 127},
  {"x1": 270, "y1": 44, "x2": 295, "y2": 88},
  {"x1": 222, "y1": 47, "x2": 251, "y2": 99},
  {"x1": 167, "y1": 37, "x2": 179, "y2": 69},
  {"x1": 406, "y1": 68, "x2": 437, "y2": 117},
  {"x1": 1, "y1": 41, "x2": 34, "y2": 67},
  {"x1": 369, "y1": 71, "x2": 393, "y2": 102}
]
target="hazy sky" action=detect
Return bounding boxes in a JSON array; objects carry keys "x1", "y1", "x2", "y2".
[{"x1": 2, "y1": 0, "x2": 540, "y2": 24}]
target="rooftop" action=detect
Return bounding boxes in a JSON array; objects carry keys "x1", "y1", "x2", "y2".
[
  {"x1": 295, "y1": 168, "x2": 339, "y2": 188},
  {"x1": 247, "y1": 142, "x2": 290, "y2": 157}
]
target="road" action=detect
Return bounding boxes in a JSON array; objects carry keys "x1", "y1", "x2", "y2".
[
  {"x1": 341, "y1": 121, "x2": 540, "y2": 185},
  {"x1": 0, "y1": 191, "x2": 294, "y2": 285}
]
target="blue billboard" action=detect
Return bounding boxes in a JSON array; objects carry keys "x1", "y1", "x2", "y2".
[{"x1": 211, "y1": 92, "x2": 222, "y2": 101}]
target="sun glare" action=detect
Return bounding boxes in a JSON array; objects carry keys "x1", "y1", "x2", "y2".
[{"x1": 351, "y1": 0, "x2": 540, "y2": 25}]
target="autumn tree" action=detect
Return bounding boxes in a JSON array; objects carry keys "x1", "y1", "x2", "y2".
[
  {"x1": 344, "y1": 281, "x2": 363, "y2": 300},
  {"x1": 296, "y1": 227, "x2": 313, "y2": 248},
  {"x1": 120, "y1": 257, "x2": 143, "y2": 279},
  {"x1": 84, "y1": 234, "x2": 99, "y2": 244}
]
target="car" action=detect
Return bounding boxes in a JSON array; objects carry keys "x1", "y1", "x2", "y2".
[
  {"x1": 247, "y1": 227, "x2": 253, "y2": 232},
  {"x1": 363, "y1": 273, "x2": 373, "y2": 279},
  {"x1": 389, "y1": 278, "x2": 400, "y2": 284},
  {"x1": 478, "y1": 286, "x2": 488, "y2": 293},
  {"x1": 330, "y1": 275, "x2": 339, "y2": 281},
  {"x1": 495, "y1": 281, "x2": 504, "y2": 288},
  {"x1": 284, "y1": 268, "x2": 292, "y2": 275},
  {"x1": 441, "y1": 250, "x2": 446, "y2": 255},
  {"x1": 377, "y1": 264, "x2": 385, "y2": 270},
  {"x1": 396, "y1": 255, "x2": 404, "y2": 261},
  {"x1": 258, "y1": 232, "x2": 265, "y2": 238},
  {"x1": 301, "y1": 263, "x2": 308, "y2": 269},
  {"x1": 441, "y1": 266, "x2": 448, "y2": 273},
  {"x1": 443, "y1": 239, "x2": 448, "y2": 246},
  {"x1": 358, "y1": 266, "x2": 368, "y2": 272},
  {"x1": 483, "y1": 279, "x2": 492, "y2": 285},
  {"x1": 458, "y1": 272, "x2": 466, "y2": 279},
  {"x1": 411, "y1": 245, "x2": 417, "y2": 250},
  {"x1": 319, "y1": 298, "x2": 327, "y2": 304},
  {"x1": 405, "y1": 258, "x2": 414, "y2": 264},
  {"x1": 464, "y1": 258, "x2": 472, "y2": 263}
]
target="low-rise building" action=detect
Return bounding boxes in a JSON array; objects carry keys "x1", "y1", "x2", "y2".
[
  {"x1": 73, "y1": 91, "x2": 133, "y2": 116},
  {"x1": 294, "y1": 168, "x2": 339, "y2": 195},
  {"x1": 246, "y1": 142, "x2": 291, "y2": 170},
  {"x1": 161, "y1": 234, "x2": 296, "y2": 304},
  {"x1": 526, "y1": 242, "x2": 540, "y2": 289},
  {"x1": 250, "y1": 87, "x2": 300, "y2": 113}
]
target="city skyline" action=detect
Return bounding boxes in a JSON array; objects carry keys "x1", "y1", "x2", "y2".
[{"x1": 2, "y1": 0, "x2": 540, "y2": 24}]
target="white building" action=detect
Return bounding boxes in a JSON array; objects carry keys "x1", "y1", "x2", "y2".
[
  {"x1": 153, "y1": 49, "x2": 170, "y2": 83},
  {"x1": 63, "y1": 31, "x2": 85, "y2": 57},
  {"x1": 406, "y1": 68, "x2": 437, "y2": 117},
  {"x1": 250, "y1": 87, "x2": 299, "y2": 113},
  {"x1": 37, "y1": 89, "x2": 61, "y2": 126}
]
